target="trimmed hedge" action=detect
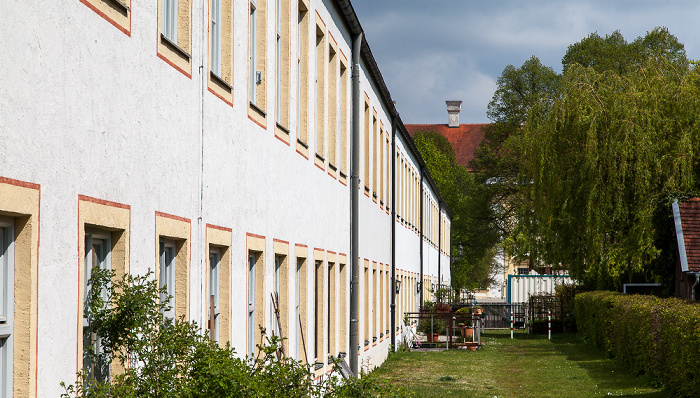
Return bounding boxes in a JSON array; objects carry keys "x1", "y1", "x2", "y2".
[{"x1": 574, "y1": 291, "x2": 700, "y2": 396}]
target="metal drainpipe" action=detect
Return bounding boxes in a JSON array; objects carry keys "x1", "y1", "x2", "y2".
[
  {"x1": 390, "y1": 114, "x2": 397, "y2": 351},
  {"x1": 437, "y1": 202, "x2": 442, "y2": 288},
  {"x1": 349, "y1": 32, "x2": 362, "y2": 377},
  {"x1": 419, "y1": 173, "x2": 424, "y2": 308},
  {"x1": 692, "y1": 273, "x2": 700, "y2": 301},
  {"x1": 199, "y1": 0, "x2": 207, "y2": 328}
]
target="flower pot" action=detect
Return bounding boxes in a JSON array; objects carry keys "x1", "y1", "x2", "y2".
[
  {"x1": 473, "y1": 308, "x2": 483, "y2": 315},
  {"x1": 427, "y1": 333, "x2": 439, "y2": 343},
  {"x1": 462, "y1": 327, "x2": 473, "y2": 340}
]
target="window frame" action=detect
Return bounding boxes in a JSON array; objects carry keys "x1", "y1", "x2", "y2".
[
  {"x1": 208, "y1": 248, "x2": 221, "y2": 342},
  {"x1": 210, "y1": 0, "x2": 222, "y2": 77},
  {"x1": 83, "y1": 230, "x2": 112, "y2": 383},
  {"x1": 159, "y1": 240, "x2": 177, "y2": 320},
  {"x1": 0, "y1": 217, "x2": 14, "y2": 398}
]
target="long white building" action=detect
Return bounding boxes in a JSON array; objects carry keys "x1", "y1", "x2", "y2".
[{"x1": 0, "y1": 0, "x2": 451, "y2": 395}]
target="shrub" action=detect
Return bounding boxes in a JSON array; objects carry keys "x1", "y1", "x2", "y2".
[
  {"x1": 574, "y1": 291, "x2": 700, "y2": 396},
  {"x1": 62, "y1": 268, "x2": 411, "y2": 397}
]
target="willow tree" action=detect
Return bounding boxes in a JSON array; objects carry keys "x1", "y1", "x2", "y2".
[{"x1": 523, "y1": 57, "x2": 700, "y2": 289}]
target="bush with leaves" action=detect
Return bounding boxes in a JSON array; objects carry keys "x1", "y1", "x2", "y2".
[{"x1": 62, "y1": 268, "x2": 411, "y2": 397}]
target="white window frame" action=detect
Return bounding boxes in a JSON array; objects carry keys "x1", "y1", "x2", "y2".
[
  {"x1": 295, "y1": 258, "x2": 301, "y2": 360},
  {"x1": 249, "y1": 1, "x2": 257, "y2": 104},
  {"x1": 84, "y1": 230, "x2": 112, "y2": 382},
  {"x1": 273, "y1": 255, "x2": 283, "y2": 338},
  {"x1": 296, "y1": 6, "x2": 302, "y2": 139},
  {"x1": 209, "y1": 248, "x2": 221, "y2": 342},
  {"x1": 210, "y1": 0, "x2": 222, "y2": 77},
  {"x1": 0, "y1": 218, "x2": 15, "y2": 397},
  {"x1": 313, "y1": 260, "x2": 321, "y2": 363},
  {"x1": 163, "y1": 0, "x2": 179, "y2": 43},
  {"x1": 276, "y1": 0, "x2": 282, "y2": 125},
  {"x1": 247, "y1": 253, "x2": 256, "y2": 358},
  {"x1": 159, "y1": 241, "x2": 177, "y2": 320}
]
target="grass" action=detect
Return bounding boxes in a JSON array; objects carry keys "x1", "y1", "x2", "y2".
[{"x1": 373, "y1": 330, "x2": 674, "y2": 397}]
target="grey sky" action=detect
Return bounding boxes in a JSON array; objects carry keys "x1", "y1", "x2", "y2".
[{"x1": 351, "y1": 0, "x2": 700, "y2": 124}]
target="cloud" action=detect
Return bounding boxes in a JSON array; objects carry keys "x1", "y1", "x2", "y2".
[{"x1": 352, "y1": 0, "x2": 700, "y2": 123}]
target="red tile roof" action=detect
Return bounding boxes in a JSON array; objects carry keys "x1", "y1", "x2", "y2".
[
  {"x1": 679, "y1": 198, "x2": 700, "y2": 272},
  {"x1": 405, "y1": 123, "x2": 489, "y2": 170}
]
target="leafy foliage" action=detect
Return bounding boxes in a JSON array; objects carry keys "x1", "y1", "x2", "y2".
[
  {"x1": 574, "y1": 291, "x2": 700, "y2": 396},
  {"x1": 62, "y1": 269, "x2": 411, "y2": 398},
  {"x1": 412, "y1": 131, "x2": 501, "y2": 290},
  {"x1": 477, "y1": 27, "x2": 700, "y2": 290},
  {"x1": 523, "y1": 53, "x2": 700, "y2": 288}
]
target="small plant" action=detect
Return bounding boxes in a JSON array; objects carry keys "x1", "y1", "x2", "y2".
[
  {"x1": 455, "y1": 307, "x2": 473, "y2": 327},
  {"x1": 417, "y1": 317, "x2": 446, "y2": 335}
]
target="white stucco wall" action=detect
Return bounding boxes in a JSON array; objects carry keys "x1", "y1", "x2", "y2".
[{"x1": 0, "y1": 0, "x2": 451, "y2": 392}]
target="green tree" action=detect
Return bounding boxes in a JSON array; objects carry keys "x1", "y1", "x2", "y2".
[
  {"x1": 470, "y1": 56, "x2": 560, "y2": 265},
  {"x1": 523, "y1": 52, "x2": 700, "y2": 289},
  {"x1": 413, "y1": 131, "x2": 500, "y2": 290},
  {"x1": 562, "y1": 27, "x2": 688, "y2": 75}
]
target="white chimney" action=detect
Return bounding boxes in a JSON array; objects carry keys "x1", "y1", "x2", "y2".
[{"x1": 446, "y1": 100, "x2": 462, "y2": 128}]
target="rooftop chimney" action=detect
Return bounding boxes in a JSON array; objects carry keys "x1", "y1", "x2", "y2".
[{"x1": 446, "y1": 100, "x2": 462, "y2": 128}]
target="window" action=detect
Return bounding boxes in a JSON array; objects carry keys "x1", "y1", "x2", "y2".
[
  {"x1": 155, "y1": 212, "x2": 191, "y2": 322},
  {"x1": 208, "y1": 248, "x2": 221, "y2": 341},
  {"x1": 273, "y1": 239, "x2": 289, "y2": 352},
  {"x1": 372, "y1": 263, "x2": 377, "y2": 341},
  {"x1": 313, "y1": 248, "x2": 324, "y2": 368},
  {"x1": 84, "y1": 231, "x2": 111, "y2": 382},
  {"x1": 248, "y1": 0, "x2": 267, "y2": 125},
  {"x1": 314, "y1": 21, "x2": 326, "y2": 170},
  {"x1": 518, "y1": 267, "x2": 529, "y2": 275},
  {"x1": 248, "y1": 252, "x2": 257, "y2": 357},
  {"x1": 206, "y1": 225, "x2": 231, "y2": 345},
  {"x1": 363, "y1": 97, "x2": 370, "y2": 193},
  {"x1": 158, "y1": 0, "x2": 192, "y2": 77},
  {"x1": 295, "y1": 246, "x2": 308, "y2": 362},
  {"x1": 80, "y1": 0, "x2": 131, "y2": 36},
  {"x1": 0, "y1": 218, "x2": 14, "y2": 398},
  {"x1": 327, "y1": 256, "x2": 335, "y2": 356},
  {"x1": 160, "y1": 241, "x2": 177, "y2": 320},
  {"x1": 385, "y1": 135, "x2": 390, "y2": 211},
  {"x1": 78, "y1": 195, "x2": 130, "y2": 383},
  {"x1": 379, "y1": 125, "x2": 384, "y2": 206},
  {"x1": 363, "y1": 259, "x2": 369, "y2": 346},
  {"x1": 372, "y1": 111, "x2": 377, "y2": 198},
  {"x1": 246, "y1": 233, "x2": 265, "y2": 359},
  {"x1": 275, "y1": 0, "x2": 291, "y2": 143},
  {"x1": 208, "y1": 0, "x2": 233, "y2": 104},
  {"x1": 339, "y1": 60, "x2": 348, "y2": 182},
  {"x1": 379, "y1": 265, "x2": 384, "y2": 338},
  {"x1": 313, "y1": 259, "x2": 321, "y2": 365},
  {"x1": 338, "y1": 254, "x2": 347, "y2": 354},
  {"x1": 328, "y1": 41, "x2": 338, "y2": 175},
  {"x1": 296, "y1": 0, "x2": 310, "y2": 156},
  {"x1": 249, "y1": 2, "x2": 257, "y2": 104}
]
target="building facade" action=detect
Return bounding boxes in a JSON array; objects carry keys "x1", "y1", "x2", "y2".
[{"x1": 0, "y1": 0, "x2": 451, "y2": 395}]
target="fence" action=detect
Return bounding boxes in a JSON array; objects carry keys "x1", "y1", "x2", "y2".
[{"x1": 478, "y1": 303, "x2": 526, "y2": 329}]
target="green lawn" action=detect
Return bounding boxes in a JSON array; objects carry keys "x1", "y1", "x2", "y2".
[{"x1": 373, "y1": 330, "x2": 673, "y2": 398}]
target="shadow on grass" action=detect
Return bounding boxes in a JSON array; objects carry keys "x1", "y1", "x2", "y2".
[{"x1": 484, "y1": 331, "x2": 675, "y2": 398}]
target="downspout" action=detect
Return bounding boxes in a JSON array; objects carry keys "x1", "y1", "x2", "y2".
[
  {"x1": 199, "y1": 0, "x2": 207, "y2": 328},
  {"x1": 437, "y1": 202, "x2": 442, "y2": 288},
  {"x1": 419, "y1": 173, "x2": 424, "y2": 308},
  {"x1": 693, "y1": 273, "x2": 700, "y2": 301},
  {"x1": 349, "y1": 32, "x2": 362, "y2": 377},
  {"x1": 390, "y1": 114, "x2": 397, "y2": 350}
]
